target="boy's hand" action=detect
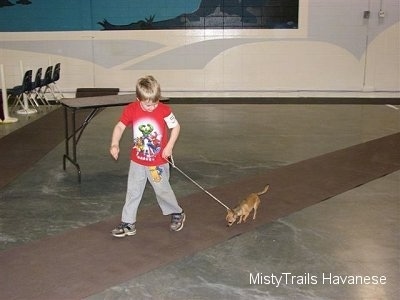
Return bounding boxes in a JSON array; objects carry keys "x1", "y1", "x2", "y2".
[
  {"x1": 162, "y1": 145, "x2": 173, "y2": 159},
  {"x1": 110, "y1": 145, "x2": 120, "y2": 160}
]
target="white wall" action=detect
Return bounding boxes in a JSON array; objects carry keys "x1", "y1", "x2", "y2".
[{"x1": 0, "y1": 0, "x2": 399, "y2": 98}]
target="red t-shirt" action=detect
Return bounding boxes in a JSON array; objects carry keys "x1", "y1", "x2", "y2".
[{"x1": 119, "y1": 100, "x2": 178, "y2": 166}]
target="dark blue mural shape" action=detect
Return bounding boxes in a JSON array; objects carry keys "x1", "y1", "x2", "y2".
[
  {"x1": 98, "y1": 0, "x2": 299, "y2": 30},
  {"x1": 0, "y1": 0, "x2": 30, "y2": 6},
  {"x1": 0, "y1": 0, "x2": 15, "y2": 7},
  {"x1": 0, "y1": 0, "x2": 298, "y2": 32}
]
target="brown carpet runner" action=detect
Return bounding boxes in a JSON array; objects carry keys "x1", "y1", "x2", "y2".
[{"x1": 0, "y1": 132, "x2": 399, "y2": 300}]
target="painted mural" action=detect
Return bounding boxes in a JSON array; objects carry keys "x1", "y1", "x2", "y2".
[{"x1": 0, "y1": 0, "x2": 298, "y2": 32}]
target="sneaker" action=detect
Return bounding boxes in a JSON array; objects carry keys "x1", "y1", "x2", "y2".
[
  {"x1": 170, "y1": 212, "x2": 186, "y2": 232},
  {"x1": 111, "y1": 222, "x2": 136, "y2": 237}
]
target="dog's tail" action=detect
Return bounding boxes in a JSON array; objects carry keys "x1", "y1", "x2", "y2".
[{"x1": 257, "y1": 184, "x2": 270, "y2": 196}]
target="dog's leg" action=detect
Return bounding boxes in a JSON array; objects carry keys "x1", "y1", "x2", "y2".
[
  {"x1": 253, "y1": 200, "x2": 260, "y2": 220},
  {"x1": 237, "y1": 215, "x2": 243, "y2": 224},
  {"x1": 242, "y1": 212, "x2": 250, "y2": 223},
  {"x1": 252, "y1": 207, "x2": 257, "y2": 220}
]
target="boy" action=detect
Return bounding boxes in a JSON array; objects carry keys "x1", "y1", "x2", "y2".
[{"x1": 110, "y1": 75, "x2": 185, "y2": 237}]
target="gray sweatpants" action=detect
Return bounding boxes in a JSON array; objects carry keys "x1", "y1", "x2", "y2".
[{"x1": 121, "y1": 161, "x2": 182, "y2": 224}]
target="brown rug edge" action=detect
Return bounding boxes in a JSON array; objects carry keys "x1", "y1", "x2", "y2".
[{"x1": 0, "y1": 108, "x2": 63, "y2": 187}]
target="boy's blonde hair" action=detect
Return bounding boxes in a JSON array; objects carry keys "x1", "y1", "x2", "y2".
[{"x1": 136, "y1": 75, "x2": 161, "y2": 103}]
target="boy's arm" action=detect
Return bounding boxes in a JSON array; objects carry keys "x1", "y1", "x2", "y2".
[
  {"x1": 110, "y1": 121, "x2": 126, "y2": 160},
  {"x1": 162, "y1": 122, "x2": 180, "y2": 159}
]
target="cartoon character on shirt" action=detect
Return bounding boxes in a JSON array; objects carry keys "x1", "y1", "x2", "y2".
[{"x1": 135, "y1": 123, "x2": 162, "y2": 161}]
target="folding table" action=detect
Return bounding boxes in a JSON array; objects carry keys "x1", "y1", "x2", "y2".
[{"x1": 60, "y1": 94, "x2": 136, "y2": 182}]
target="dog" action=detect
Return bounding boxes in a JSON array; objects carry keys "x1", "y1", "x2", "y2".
[{"x1": 226, "y1": 185, "x2": 269, "y2": 227}]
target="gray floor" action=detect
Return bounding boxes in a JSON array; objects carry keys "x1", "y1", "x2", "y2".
[{"x1": 0, "y1": 103, "x2": 399, "y2": 300}]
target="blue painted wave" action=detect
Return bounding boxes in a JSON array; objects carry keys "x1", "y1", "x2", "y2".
[{"x1": 0, "y1": 0, "x2": 200, "y2": 31}]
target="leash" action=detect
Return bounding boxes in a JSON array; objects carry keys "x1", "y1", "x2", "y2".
[{"x1": 168, "y1": 156, "x2": 230, "y2": 210}]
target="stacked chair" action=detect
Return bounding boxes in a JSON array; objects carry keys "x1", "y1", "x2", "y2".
[
  {"x1": 51, "y1": 63, "x2": 64, "y2": 99},
  {"x1": 39, "y1": 63, "x2": 64, "y2": 102},
  {"x1": 31, "y1": 67, "x2": 49, "y2": 106},
  {"x1": 38, "y1": 65, "x2": 54, "y2": 102},
  {"x1": 7, "y1": 69, "x2": 35, "y2": 112},
  {"x1": 7, "y1": 63, "x2": 64, "y2": 112}
]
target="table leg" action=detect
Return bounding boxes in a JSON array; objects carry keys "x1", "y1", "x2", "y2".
[
  {"x1": 62, "y1": 106, "x2": 102, "y2": 183},
  {"x1": 63, "y1": 106, "x2": 81, "y2": 183}
]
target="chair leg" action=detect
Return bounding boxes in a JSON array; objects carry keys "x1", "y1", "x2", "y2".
[
  {"x1": 52, "y1": 82, "x2": 64, "y2": 99},
  {"x1": 27, "y1": 91, "x2": 39, "y2": 107},
  {"x1": 9, "y1": 94, "x2": 25, "y2": 113},
  {"x1": 38, "y1": 87, "x2": 52, "y2": 105},
  {"x1": 43, "y1": 84, "x2": 57, "y2": 102},
  {"x1": 32, "y1": 89, "x2": 45, "y2": 105}
]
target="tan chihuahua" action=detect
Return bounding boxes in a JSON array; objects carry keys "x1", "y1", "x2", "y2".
[{"x1": 226, "y1": 185, "x2": 269, "y2": 227}]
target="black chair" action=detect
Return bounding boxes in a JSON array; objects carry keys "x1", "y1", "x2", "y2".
[
  {"x1": 7, "y1": 69, "x2": 35, "y2": 112},
  {"x1": 31, "y1": 67, "x2": 49, "y2": 106},
  {"x1": 50, "y1": 63, "x2": 64, "y2": 99},
  {"x1": 38, "y1": 65, "x2": 56, "y2": 101}
]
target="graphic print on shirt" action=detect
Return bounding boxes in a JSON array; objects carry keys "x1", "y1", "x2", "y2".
[{"x1": 133, "y1": 117, "x2": 163, "y2": 162}]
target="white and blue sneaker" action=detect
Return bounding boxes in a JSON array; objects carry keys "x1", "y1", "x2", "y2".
[
  {"x1": 170, "y1": 212, "x2": 186, "y2": 232},
  {"x1": 112, "y1": 222, "x2": 136, "y2": 237}
]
